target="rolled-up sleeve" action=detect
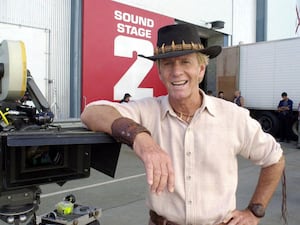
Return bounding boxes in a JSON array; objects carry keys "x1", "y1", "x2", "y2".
[
  {"x1": 239, "y1": 110, "x2": 283, "y2": 167},
  {"x1": 86, "y1": 100, "x2": 142, "y2": 121}
]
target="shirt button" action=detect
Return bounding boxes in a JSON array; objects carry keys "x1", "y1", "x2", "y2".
[
  {"x1": 186, "y1": 151, "x2": 191, "y2": 156},
  {"x1": 186, "y1": 175, "x2": 191, "y2": 180},
  {"x1": 188, "y1": 200, "x2": 192, "y2": 204}
]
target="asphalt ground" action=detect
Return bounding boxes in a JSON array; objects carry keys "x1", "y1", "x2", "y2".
[{"x1": 35, "y1": 141, "x2": 300, "y2": 225}]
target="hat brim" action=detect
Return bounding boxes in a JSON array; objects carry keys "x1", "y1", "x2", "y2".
[{"x1": 138, "y1": 45, "x2": 222, "y2": 61}]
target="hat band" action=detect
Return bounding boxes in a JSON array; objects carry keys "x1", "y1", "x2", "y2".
[{"x1": 154, "y1": 41, "x2": 204, "y2": 56}]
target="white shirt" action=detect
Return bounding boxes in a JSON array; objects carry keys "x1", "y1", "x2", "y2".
[{"x1": 86, "y1": 90, "x2": 283, "y2": 225}]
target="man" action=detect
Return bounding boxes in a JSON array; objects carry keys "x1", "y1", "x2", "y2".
[
  {"x1": 233, "y1": 90, "x2": 245, "y2": 107},
  {"x1": 120, "y1": 93, "x2": 132, "y2": 103},
  {"x1": 298, "y1": 102, "x2": 300, "y2": 120},
  {"x1": 277, "y1": 92, "x2": 293, "y2": 142},
  {"x1": 298, "y1": 102, "x2": 300, "y2": 148},
  {"x1": 207, "y1": 90, "x2": 213, "y2": 96},
  {"x1": 81, "y1": 24, "x2": 285, "y2": 225},
  {"x1": 297, "y1": 102, "x2": 300, "y2": 148},
  {"x1": 218, "y1": 91, "x2": 225, "y2": 99}
]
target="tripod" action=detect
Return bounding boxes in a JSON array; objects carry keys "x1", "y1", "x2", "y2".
[
  {"x1": 0, "y1": 187, "x2": 40, "y2": 225},
  {"x1": 0, "y1": 188, "x2": 101, "y2": 225}
]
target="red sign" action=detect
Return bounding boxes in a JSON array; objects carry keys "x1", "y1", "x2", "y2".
[{"x1": 82, "y1": 0, "x2": 174, "y2": 108}]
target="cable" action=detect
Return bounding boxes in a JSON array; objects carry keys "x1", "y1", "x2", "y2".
[{"x1": 0, "y1": 110, "x2": 9, "y2": 125}]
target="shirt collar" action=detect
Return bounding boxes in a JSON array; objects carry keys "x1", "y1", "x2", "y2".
[
  {"x1": 200, "y1": 90, "x2": 216, "y2": 117},
  {"x1": 160, "y1": 95, "x2": 172, "y2": 119},
  {"x1": 160, "y1": 89, "x2": 217, "y2": 119}
]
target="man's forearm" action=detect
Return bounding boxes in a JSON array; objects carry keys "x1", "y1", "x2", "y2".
[
  {"x1": 81, "y1": 105, "x2": 122, "y2": 134},
  {"x1": 249, "y1": 155, "x2": 285, "y2": 208},
  {"x1": 81, "y1": 105, "x2": 151, "y2": 147}
]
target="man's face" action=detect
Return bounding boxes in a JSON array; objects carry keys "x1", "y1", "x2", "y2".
[{"x1": 158, "y1": 53, "x2": 205, "y2": 101}]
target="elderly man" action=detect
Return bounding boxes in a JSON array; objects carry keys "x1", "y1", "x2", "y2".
[
  {"x1": 81, "y1": 24, "x2": 285, "y2": 225},
  {"x1": 233, "y1": 90, "x2": 245, "y2": 107}
]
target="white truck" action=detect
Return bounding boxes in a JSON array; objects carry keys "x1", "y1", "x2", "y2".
[{"x1": 216, "y1": 37, "x2": 300, "y2": 139}]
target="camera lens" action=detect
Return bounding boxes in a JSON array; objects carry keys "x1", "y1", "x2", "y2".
[{"x1": 25, "y1": 146, "x2": 63, "y2": 168}]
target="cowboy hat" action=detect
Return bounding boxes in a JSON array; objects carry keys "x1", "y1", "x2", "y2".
[{"x1": 138, "y1": 23, "x2": 222, "y2": 61}]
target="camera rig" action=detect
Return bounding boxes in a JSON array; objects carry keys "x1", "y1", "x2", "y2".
[{"x1": 0, "y1": 40, "x2": 121, "y2": 225}]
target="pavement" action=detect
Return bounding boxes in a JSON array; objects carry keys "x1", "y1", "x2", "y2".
[{"x1": 36, "y1": 141, "x2": 300, "y2": 225}]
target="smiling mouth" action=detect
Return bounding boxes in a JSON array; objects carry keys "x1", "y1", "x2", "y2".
[{"x1": 171, "y1": 80, "x2": 188, "y2": 86}]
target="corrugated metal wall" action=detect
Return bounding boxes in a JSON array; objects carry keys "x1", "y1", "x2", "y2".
[{"x1": 0, "y1": 0, "x2": 71, "y2": 119}]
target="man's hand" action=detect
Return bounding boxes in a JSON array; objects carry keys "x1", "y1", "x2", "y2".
[
  {"x1": 133, "y1": 132, "x2": 175, "y2": 194},
  {"x1": 278, "y1": 106, "x2": 289, "y2": 112},
  {"x1": 226, "y1": 209, "x2": 260, "y2": 225}
]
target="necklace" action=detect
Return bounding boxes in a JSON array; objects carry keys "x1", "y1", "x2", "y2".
[{"x1": 174, "y1": 110, "x2": 194, "y2": 123}]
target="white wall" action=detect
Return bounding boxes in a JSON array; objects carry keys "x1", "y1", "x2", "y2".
[
  {"x1": 239, "y1": 38, "x2": 300, "y2": 110},
  {"x1": 0, "y1": 23, "x2": 49, "y2": 97},
  {"x1": 267, "y1": 0, "x2": 300, "y2": 40},
  {"x1": 232, "y1": 0, "x2": 256, "y2": 45},
  {"x1": 0, "y1": 0, "x2": 71, "y2": 119}
]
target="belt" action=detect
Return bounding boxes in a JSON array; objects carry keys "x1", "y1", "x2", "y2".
[{"x1": 149, "y1": 210, "x2": 228, "y2": 225}]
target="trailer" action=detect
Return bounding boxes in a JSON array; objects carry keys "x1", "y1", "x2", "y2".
[{"x1": 216, "y1": 37, "x2": 300, "y2": 139}]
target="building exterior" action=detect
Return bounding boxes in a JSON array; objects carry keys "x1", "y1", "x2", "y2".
[
  {"x1": 0, "y1": 0, "x2": 299, "y2": 119},
  {"x1": 0, "y1": 0, "x2": 72, "y2": 119}
]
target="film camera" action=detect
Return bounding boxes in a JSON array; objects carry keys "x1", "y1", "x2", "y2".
[{"x1": 0, "y1": 40, "x2": 121, "y2": 224}]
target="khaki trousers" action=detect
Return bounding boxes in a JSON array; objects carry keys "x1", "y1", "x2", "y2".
[{"x1": 149, "y1": 219, "x2": 227, "y2": 225}]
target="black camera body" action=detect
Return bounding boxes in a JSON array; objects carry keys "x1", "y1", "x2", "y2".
[
  {"x1": 0, "y1": 123, "x2": 121, "y2": 224},
  {"x1": 0, "y1": 125, "x2": 121, "y2": 190}
]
